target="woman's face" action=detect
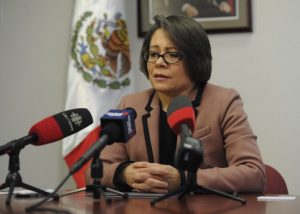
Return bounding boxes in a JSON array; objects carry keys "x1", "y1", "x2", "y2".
[{"x1": 147, "y1": 28, "x2": 194, "y2": 97}]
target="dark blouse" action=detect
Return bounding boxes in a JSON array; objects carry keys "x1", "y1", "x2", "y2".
[{"x1": 159, "y1": 108, "x2": 177, "y2": 166}]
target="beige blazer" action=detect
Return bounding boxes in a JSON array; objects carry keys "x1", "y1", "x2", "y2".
[{"x1": 100, "y1": 83, "x2": 266, "y2": 193}]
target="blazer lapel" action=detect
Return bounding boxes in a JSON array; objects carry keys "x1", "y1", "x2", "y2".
[{"x1": 141, "y1": 90, "x2": 160, "y2": 163}]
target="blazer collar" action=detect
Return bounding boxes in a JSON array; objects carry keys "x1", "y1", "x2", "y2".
[{"x1": 144, "y1": 83, "x2": 205, "y2": 112}]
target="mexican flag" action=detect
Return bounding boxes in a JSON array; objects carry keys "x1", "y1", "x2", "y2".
[{"x1": 63, "y1": 0, "x2": 134, "y2": 188}]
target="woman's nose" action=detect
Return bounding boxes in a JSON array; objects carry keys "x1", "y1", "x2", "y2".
[{"x1": 155, "y1": 55, "x2": 167, "y2": 66}]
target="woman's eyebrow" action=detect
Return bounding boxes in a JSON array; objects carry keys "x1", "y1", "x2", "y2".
[{"x1": 149, "y1": 45, "x2": 178, "y2": 51}]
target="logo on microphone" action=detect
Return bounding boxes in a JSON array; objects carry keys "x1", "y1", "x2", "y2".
[
  {"x1": 106, "y1": 112, "x2": 124, "y2": 117},
  {"x1": 70, "y1": 112, "x2": 83, "y2": 127},
  {"x1": 126, "y1": 114, "x2": 133, "y2": 135}
]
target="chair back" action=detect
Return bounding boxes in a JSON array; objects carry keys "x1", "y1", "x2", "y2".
[{"x1": 264, "y1": 164, "x2": 288, "y2": 194}]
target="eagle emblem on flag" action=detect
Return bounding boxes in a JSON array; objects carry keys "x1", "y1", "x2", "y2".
[{"x1": 71, "y1": 11, "x2": 131, "y2": 89}]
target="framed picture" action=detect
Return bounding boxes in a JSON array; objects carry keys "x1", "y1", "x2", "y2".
[{"x1": 137, "y1": 0, "x2": 252, "y2": 37}]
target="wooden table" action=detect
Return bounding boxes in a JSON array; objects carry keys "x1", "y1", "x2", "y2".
[{"x1": 0, "y1": 192, "x2": 299, "y2": 214}]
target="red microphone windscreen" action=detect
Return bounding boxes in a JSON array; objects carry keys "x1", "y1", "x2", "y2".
[
  {"x1": 29, "y1": 108, "x2": 93, "y2": 146},
  {"x1": 29, "y1": 116, "x2": 63, "y2": 146},
  {"x1": 167, "y1": 96, "x2": 195, "y2": 134}
]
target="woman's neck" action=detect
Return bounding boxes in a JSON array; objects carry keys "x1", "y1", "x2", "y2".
[
  {"x1": 157, "y1": 93, "x2": 172, "y2": 112},
  {"x1": 157, "y1": 86, "x2": 197, "y2": 112}
]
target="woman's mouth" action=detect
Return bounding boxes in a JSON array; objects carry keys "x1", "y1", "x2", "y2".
[{"x1": 153, "y1": 73, "x2": 169, "y2": 81}]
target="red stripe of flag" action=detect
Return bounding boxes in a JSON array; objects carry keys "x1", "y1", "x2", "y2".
[{"x1": 64, "y1": 126, "x2": 101, "y2": 188}]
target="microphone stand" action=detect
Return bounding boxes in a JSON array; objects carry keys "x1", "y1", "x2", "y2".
[
  {"x1": 85, "y1": 152, "x2": 128, "y2": 203},
  {"x1": 151, "y1": 171, "x2": 246, "y2": 206},
  {"x1": 0, "y1": 147, "x2": 54, "y2": 205},
  {"x1": 151, "y1": 127, "x2": 246, "y2": 206}
]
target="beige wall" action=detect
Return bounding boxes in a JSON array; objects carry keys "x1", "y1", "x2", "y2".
[{"x1": 1, "y1": 0, "x2": 300, "y2": 194}]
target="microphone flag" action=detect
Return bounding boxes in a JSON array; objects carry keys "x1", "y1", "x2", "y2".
[{"x1": 63, "y1": 0, "x2": 134, "y2": 188}]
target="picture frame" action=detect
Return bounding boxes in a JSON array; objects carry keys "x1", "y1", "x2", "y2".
[{"x1": 137, "y1": 0, "x2": 252, "y2": 37}]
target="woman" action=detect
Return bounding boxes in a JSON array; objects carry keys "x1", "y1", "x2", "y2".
[{"x1": 87, "y1": 15, "x2": 265, "y2": 194}]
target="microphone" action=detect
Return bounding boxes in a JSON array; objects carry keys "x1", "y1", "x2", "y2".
[
  {"x1": 167, "y1": 95, "x2": 195, "y2": 135},
  {"x1": 0, "y1": 108, "x2": 93, "y2": 155},
  {"x1": 69, "y1": 108, "x2": 137, "y2": 175},
  {"x1": 167, "y1": 96, "x2": 203, "y2": 172}
]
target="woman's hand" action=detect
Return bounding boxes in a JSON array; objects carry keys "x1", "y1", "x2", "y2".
[{"x1": 122, "y1": 162, "x2": 181, "y2": 193}]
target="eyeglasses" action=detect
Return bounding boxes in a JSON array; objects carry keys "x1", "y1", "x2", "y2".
[{"x1": 142, "y1": 51, "x2": 183, "y2": 64}]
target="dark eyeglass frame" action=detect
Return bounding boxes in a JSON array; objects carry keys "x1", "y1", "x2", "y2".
[{"x1": 142, "y1": 51, "x2": 183, "y2": 64}]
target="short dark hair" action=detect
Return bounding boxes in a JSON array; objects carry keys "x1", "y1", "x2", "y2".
[{"x1": 140, "y1": 15, "x2": 212, "y2": 85}]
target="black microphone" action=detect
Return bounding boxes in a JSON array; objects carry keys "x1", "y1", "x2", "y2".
[
  {"x1": 167, "y1": 96, "x2": 203, "y2": 172},
  {"x1": 69, "y1": 108, "x2": 137, "y2": 175},
  {"x1": 0, "y1": 108, "x2": 93, "y2": 156}
]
